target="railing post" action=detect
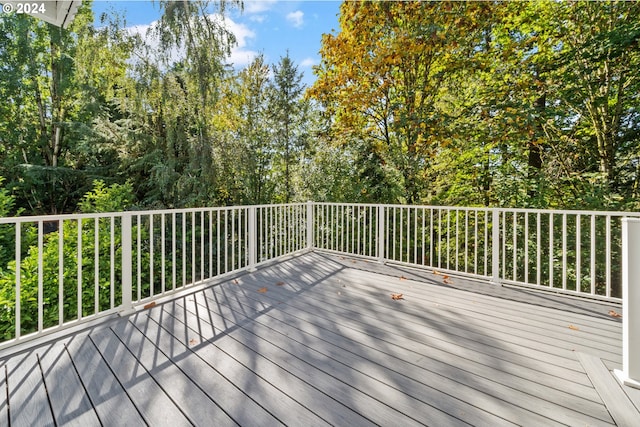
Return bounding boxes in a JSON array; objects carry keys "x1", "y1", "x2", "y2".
[
  {"x1": 491, "y1": 208, "x2": 500, "y2": 285},
  {"x1": 615, "y1": 218, "x2": 640, "y2": 388},
  {"x1": 306, "y1": 201, "x2": 314, "y2": 251},
  {"x1": 248, "y1": 206, "x2": 257, "y2": 271},
  {"x1": 377, "y1": 205, "x2": 386, "y2": 264},
  {"x1": 120, "y1": 213, "x2": 135, "y2": 315}
]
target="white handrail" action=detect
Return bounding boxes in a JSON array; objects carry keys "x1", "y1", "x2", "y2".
[
  {"x1": 616, "y1": 219, "x2": 640, "y2": 389},
  {"x1": 0, "y1": 201, "x2": 635, "y2": 349}
]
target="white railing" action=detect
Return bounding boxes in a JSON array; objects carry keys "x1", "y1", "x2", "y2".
[
  {"x1": 313, "y1": 203, "x2": 640, "y2": 302},
  {"x1": 0, "y1": 203, "x2": 307, "y2": 349},
  {"x1": 0, "y1": 201, "x2": 636, "y2": 349}
]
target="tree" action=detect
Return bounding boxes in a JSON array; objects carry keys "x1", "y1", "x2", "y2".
[
  {"x1": 115, "y1": 0, "x2": 238, "y2": 207},
  {"x1": 269, "y1": 52, "x2": 308, "y2": 203},
  {"x1": 0, "y1": 1, "x2": 134, "y2": 214},
  {"x1": 310, "y1": 1, "x2": 492, "y2": 203}
]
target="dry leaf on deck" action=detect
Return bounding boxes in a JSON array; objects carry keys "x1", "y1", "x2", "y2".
[
  {"x1": 189, "y1": 338, "x2": 197, "y2": 346},
  {"x1": 443, "y1": 278, "x2": 452, "y2": 285},
  {"x1": 399, "y1": 275, "x2": 407, "y2": 280},
  {"x1": 233, "y1": 279, "x2": 239, "y2": 285},
  {"x1": 391, "y1": 293, "x2": 404, "y2": 300},
  {"x1": 609, "y1": 310, "x2": 622, "y2": 318},
  {"x1": 276, "y1": 281, "x2": 286, "y2": 286},
  {"x1": 442, "y1": 275, "x2": 450, "y2": 280},
  {"x1": 433, "y1": 270, "x2": 441, "y2": 275},
  {"x1": 568, "y1": 324, "x2": 579, "y2": 330},
  {"x1": 258, "y1": 287, "x2": 268, "y2": 293},
  {"x1": 144, "y1": 301, "x2": 156, "y2": 310}
]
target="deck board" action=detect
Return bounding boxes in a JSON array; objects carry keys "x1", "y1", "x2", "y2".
[
  {"x1": 218, "y1": 283, "x2": 609, "y2": 415},
  {"x1": 168, "y1": 295, "x2": 434, "y2": 427},
  {"x1": 90, "y1": 326, "x2": 192, "y2": 426},
  {"x1": 180, "y1": 290, "x2": 479, "y2": 426},
  {"x1": 65, "y1": 333, "x2": 147, "y2": 426},
  {"x1": 0, "y1": 362, "x2": 6, "y2": 426},
  {"x1": 6, "y1": 347, "x2": 55, "y2": 427},
  {"x1": 577, "y1": 352, "x2": 640, "y2": 427},
  {"x1": 205, "y1": 266, "x2": 613, "y2": 426},
  {"x1": 153, "y1": 298, "x2": 371, "y2": 427},
  {"x1": 0, "y1": 251, "x2": 632, "y2": 426},
  {"x1": 38, "y1": 338, "x2": 99, "y2": 426},
  {"x1": 127, "y1": 308, "x2": 293, "y2": 427}
]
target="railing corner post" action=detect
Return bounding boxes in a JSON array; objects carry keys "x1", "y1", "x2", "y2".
[
  {"x1": 491, "y1": 208, "x2": 500, "y2": 285},
  {"x1": 377, "y1": 205, "x2": 386, "y2": 264},
  {"x1": 248, "y1": 206, "x2": 257, "y2": 271},
  {"x1": 120, "y1": 212, "x2": 135, "y2": 315},
  {"x1": 615, "y1": 218, "x2": 640, "y2": 389},
  {"x1": 306, "y1": 201, "x2": 314, "y2": 251}
]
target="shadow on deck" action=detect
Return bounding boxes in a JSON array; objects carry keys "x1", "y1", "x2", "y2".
[{"x1": 1, "y1": 252, "x2": 638, "y2": 426}]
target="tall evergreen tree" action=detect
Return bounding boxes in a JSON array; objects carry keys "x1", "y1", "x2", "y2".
[{"x1": 269, "y1": 53, "x2": 307, "y2": 203}]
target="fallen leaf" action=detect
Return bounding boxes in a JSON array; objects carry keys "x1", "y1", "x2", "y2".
[
  {"x1": 442, "y1": 275, "x2": 450, "y2": 280},
  {"x1": 609, "y1": 310, "x2": 622, "y2": 318},
  {"x1": 568, "y1": 325, "x2": 579, "y2": 331},
  {"x1": 258, "y1": 287, "x2": 267, "y2": 293},
  {"x1": 189, "y1": 338, "x2": 197, "y2": 346},
  {"x1": 443, "y1": 278, "x2": 452, "y2": 285},
  {"x1": 144, "y1": 301, "x2": 156, "y2": 310},
  {"x1": 233, "y1": 279, "x2": 239, "y2": 285},
  {"x1": 399, "y1": 275, "x2": 407, "y2": 280},
  {"x1": 276, "y1": 281, "x2": 286, "y2": 286},
  {"x1": 433, "y1": 271, "x2": 441, "y2": 275},
  {"x1": 391, "y1": 293, "x2": 404, "y2": 300}
]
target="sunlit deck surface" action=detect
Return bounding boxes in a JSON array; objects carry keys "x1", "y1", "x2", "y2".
[{"x1": 1, "y1": 252, "x2": 639, "y2": 426}]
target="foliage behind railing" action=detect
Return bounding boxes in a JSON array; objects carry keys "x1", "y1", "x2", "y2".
[
  {"x1": 313, "y1": 203, "x2": 640, "y2": 301},
  {"x1": 0, "y1": 201, "x2": 636, "y2": 348},
  {"x1": 0, "y1": 204, "x2": 307, "y2": 347}
]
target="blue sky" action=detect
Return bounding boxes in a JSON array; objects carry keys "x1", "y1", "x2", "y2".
[{"x1": 91, "y1": 1, "x2": 342, "y2": 87}]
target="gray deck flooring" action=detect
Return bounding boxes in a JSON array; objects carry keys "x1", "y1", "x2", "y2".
[{"x1": 1, "y1": 251, "x2": 638, "y2": 426}]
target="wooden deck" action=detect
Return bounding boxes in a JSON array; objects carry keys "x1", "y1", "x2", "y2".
[{"x1": 1, "y1": 252, "x2": 639, "y2": 426}]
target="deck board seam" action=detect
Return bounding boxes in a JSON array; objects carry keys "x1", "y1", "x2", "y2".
[
  {"x1": 148, "y1": 306, "x2": 334, "y2": 426},
  {"x1": 75, "y1": 335, "x2": 149, "y2": 427},
  {"x1": 199, "y1": 281, "x2": 613, "y2": 425},
  {"x1": 154, "y1": 301, "x2": 387, "y2": 427},
  {"x1": 224, "y1": 282, "x2": 606, "y2": 405},
  {"x1": 97, "y1": 327, "x2": 196, "y2": 426},
  {"x1": 189, "y1": 287, "x2": 573, "y2": 425},
  {"x1": 62, "y1": 343, "x2": 103, "y2": 427},
  {"x1": 273, "y1": 274, "x2": 621, "y2": 363},
  {"x1": 161, "y1": 297, "x2": 444, "y2": 426},
  {"x1": 237, "y1": 276, "x2": 589, "y2": 376},
  {"x1": 130, "y1": 313, "x2": 287, "y2": 427},
  {"x1": 111, "y1": 321, "x2": 239, "y2": 427},
  {"x1": 36, "y1": 353, "x2": 57, "y2": 427}
]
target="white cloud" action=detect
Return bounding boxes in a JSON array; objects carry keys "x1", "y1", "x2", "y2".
[
  {"x1": 244, "y1": 0, "x2": 277, "y2": 14},
  {"x1": 300, "y1": 57, "x2": 317, "y2": 68},
  {"x1": 286, "y1": 10, "x2": 304, "y2": 28},
  {"x1": 126, "y1": 15, "x2": 257, "y2": 68},
  {"x1": 249, "y1": 14, "x2": 267, "y2": 23},
  {"x1": 216, "y1": 15, "x2": 257, "y2": 67}
]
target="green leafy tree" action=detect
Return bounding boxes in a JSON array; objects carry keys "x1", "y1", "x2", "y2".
[
  {"x1": 0, "y1": 180, "x2": 136, "y2": 340},
  {"x1": 0, "y1": 1, "x2": 133, "y2": 214}
]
